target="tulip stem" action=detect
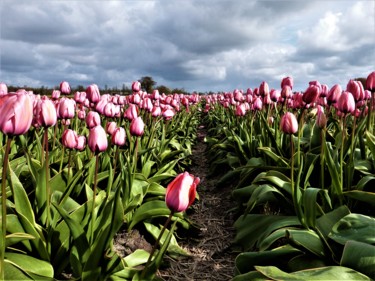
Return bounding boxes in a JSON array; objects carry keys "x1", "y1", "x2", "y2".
[
  {"x1": 141, "y1": 212, "x2": 174, "y2": 279},
  {"x1": 89, "y1": 154, "x2": 99, "y2": 244},
  {"x1": 44, "y1": 129, "x2": 51, "y2": 228},
  {"x1": 1, "y1": 137, "x2": 12, "y2": 280}
]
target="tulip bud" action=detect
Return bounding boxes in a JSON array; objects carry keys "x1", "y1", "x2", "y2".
[
  {"x1": 0, "y1": 82, "x2": 8, "y2": 96},
  {"x1": 151, "y1": 106, "x2": 161, "y2": 117},
  {"x1": 124, "y1": 104, "x2": 139, "y2": 121},
  {"x1": 165, "y1": 172, "x2": 200, "y2": 212},
  {"x1": 62, "y1": 129, "x2": 78, "y2": 149},
  {"x1": 58, "y1": 98, "x2": 76, "y2": 119},
  {"x1": 280, "y1": 112, "x2": 298, "y2": 134},
  {"x1": 327, "y1": 84, "x2": 342, "y2": 105},
  {"x1": 130, "y1": 116, "x2": 145, "y2": 137},
  {"x1": 132, "y1": 81, "x2": 141, "y2": 92},
  {"x1": 316, "y1": 105, "x2": 327, "y2": 129},
  {"x1": 337, "y1": 91, "x2": 355, "y2": 114},
  {"x1": 86, "y1": 84, "x2": 101, "y2": 103},
  {"x1": 106, "y1": 121, "x2": 117, "y2": 135},
  {"x1": 0, "y1": 91, "x2": 33, "y2": 135},
  {"x1": 303, "y1": 84, "x2": 320, "y2": 105},
  {"x1": 76, "y1": 135, "x2": 86, "y2": 151},
  {"x1": 86, "y1": 111, "x2": 101, "y2": 128},
  {"x1": 36, "y1": 98, "x2": 57, "y2": 127},
  {"x1": 162, "y1": 108, "x2": 175, "y2": 120},
  {"x1": 366, "y1": 71, "x2": 375, "y2": 91},
  {"x1": 253, "y1": 97, "x2": 263, "y2": 111},
  {"x1": 259, "y1": 81, "x2": 269, "y2": 97},
  {"x1": 88, "y1": 126, "x2": 108, "y2": 154},
  {"x1": 51, "y1": 90, "x2": 61, "y2": 100},
  {"x1": 281, "y1": 76, "x2": 293, "y2": 90},
  {"x1": 346, "y1": 79, "x2": 365, "y2": 101},
  {"x1": 60, "y1": 81, "x2": 71, "y2": 95},
  {"x1": 111, "y1": 127, "x2": 126, "y2": 146}
]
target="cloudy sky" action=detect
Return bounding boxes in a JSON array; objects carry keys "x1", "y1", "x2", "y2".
[{"x1": 0, "y1": 0, "x2": 374, "y2": 93}]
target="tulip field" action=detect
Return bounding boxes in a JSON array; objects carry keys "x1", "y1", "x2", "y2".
[{"x1": 0, "y1": 72, "x2": 375, "y2": 281}]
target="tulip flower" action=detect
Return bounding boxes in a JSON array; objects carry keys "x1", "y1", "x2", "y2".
[
  {"x1": 165, "y1": 172, "x2": 200, "y2": 213},
  {"x1": 281, "y1": 76, "x2": 293, "y2": 90},
  {"x1": 259, "y1": 81, "x2": 269, "y2": 97},
  {"x1": 337, "y1": 91, "x2": 355, "y2": 114},
  {"x1": 124, "y1": 104, "x2": 139, "y2": 120},
  {"x1": 0, "y1": 82, "x2": 8, "y2": 96},
  {"x1": 58, "y1": 98, "x2": 76, "y2": 119},
  {"x1": 0, "y1": 91, "x2": 33, "y2": 136},
  {"x1": 327, "y1": 84, "x2": 342, "y2": 105},
  {"x1": 62, "y1": 129, "x2": 78, "y2": 149},
  {"x1": 51, "y1": 90, "x2": 61, "y2": 100},
  {"x1": 130, "y1": 116, "x2": 145, "y2": 137},
  {"x1": 86, "y1": 111, "x2": 101, "y2": 128},
  {"x1": 346, "y1": 79, "x2": 365, "y2": 102},
  {"x1": 86, "y1": 84, "x2": 101, "y2": 103},
  {"x1": 235, "y1": 104, "x2": 246, "y2": 116},
  {"x1": 253, "y1": 97, "x2": 263, "y2": 111},
  {"x1": 106, "y1": 121, "x2": 117, "y2": 135},
  {"x1": 366, "y1": 71, "x2": 375, "y2": 91},
  {"x1": 111, "y1": 127, "x2": 126, "y2": 146},
  {"x1": 36, "y1": 98, "x2": 57, "y2": 127},
  {"x1": 316, "y1": 105, "x2": 327, "y2": 129},
  {"x1": 76, "y1": 135, "x2": 86, "y2": 151},
  {"x1": 151, "y1": 106, "x2": 161, "y2": 117},
  {"x1": 88, "y1": 125, "x2": 108, "y2": 154},
  {"x1": 60, "y1": 81, "x2": 71, "y2": 95},
  {"x1": 162, "y1": 108, "x2": 175, "y2": 120},
  {"x1": 280, "y1": 112, "x2": 298, "y2": 134},
  {"x1": 132, "y1": 81, "x2": 141, "y2": 92},
  {"x1": 302, "y1": 84, "x2": 320, "y2": 105}
]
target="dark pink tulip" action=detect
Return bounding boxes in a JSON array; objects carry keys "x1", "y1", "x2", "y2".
[
  {"x1": 76, "y1": 135, "x2": 86, "y2": 151},
  {"x1": 259, "y1": 81, "x2": 270, "y2": 97},
  {"x1": 366, "y1": 71, "x2": 375, "y2": 91},
  {"x1": 303, "y1": 84, "x2": 320, "y2": 105},
  {"x1": 106, "y1": 121, "x2": 117, "y2": 135},
  {"x1": 327, "y1": 84, "x2": 342, "y2": 105},
  {"x1": 0, "y1": 82, "x2": 8, "y2": 96},
  {"x1": 316, "y1": 105, "x2": 327, "y2": 129},
  {"x1": 58, "y1": 98, "x2": 76, "y2": 119},
  {"x1": 281, "y1": 76, "x2": 293, "y2": 90},
  {"x1": 320, "y1": 84, "x2": 329, "y2": 97},
  {"x1": 165, "y1": 172, "x2": 200, "y2": 213},
  {"x1": 51, "y1": 90, "x2": 61, "y2": 100},
  {"x1": 233, "y1": 89, "x2": 244, "y2": 102},
  {"x1": 270, "y1": 89, "x2": 280, "y2": 102},
  {"x1": 86, "y1": 111, "x2": 101, "y2": 129},
  {"x1": 60, "y1": 81, "x2": 71, "y2": 95},
  {"x1": 124, "y1": 104, "x2": 138, "y2": 120},
  {"x1": 281, "y1": 85, "x2": 293, "y2": 99},
  {"x1": 111, "y1": 127, "x2": 126, "y2": 146},
  {"x1": 337, "y1": 91, "x2": 355, "y2": 114},
  {"x1": 86, "y1": 84, "x2": 101, "y2": 103},
  {"x1": 88, "y1": 125, "x2": 108, "y2": 154},
  {"x1": 62, "y1": 129, "x2": 78, "y2": 149},
  {"x1": 0, "y1": 90, "x2": 33, "y2": 135},
  {"x1": 130, "y1": 116, "x2": 145, "y2": 137},
  {"x1": 280, "y1": 112, "x2": 298, "y2": 134},
  {"x1": 36, "y1": 98, "x2": 57, "y2": 127},
  {"x1": 346, "y1": 79, "x2": 365, "y2": 101},
  {"x1": 246, "y1": 88, "x2": 253, "y2": 95},
  {"x1": 132, "y1": 81, "x2": 141, "y2": 92}
]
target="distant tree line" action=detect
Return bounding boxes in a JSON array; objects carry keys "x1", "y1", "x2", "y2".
[{"x1": 5, "y1": 76, "x2": 191, "y2": 96}]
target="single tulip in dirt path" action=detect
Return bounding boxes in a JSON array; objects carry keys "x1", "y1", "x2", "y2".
[{"x1": 157, "y1": 125, "x2": 237, "y2": 281}]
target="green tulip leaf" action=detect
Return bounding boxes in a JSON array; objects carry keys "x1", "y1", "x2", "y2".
[
  {"x1": 341, "y1": 240, "x2": 375, "y2": 278},
  {"x1": 5, "y1": 252, "x2": 54, "y2": 278},
  {"x1": 329, "y1": 214, "x2": 375, "y2": 245},
  {"x1": 343, "y1": 190, "x2": 375, "y2": 206}
]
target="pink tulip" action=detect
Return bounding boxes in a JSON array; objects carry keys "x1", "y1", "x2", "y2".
[
  {"x1": 346, "y1": 79, "x2": 365, "y2": 101},
  {"x1": 270, "y1": 89, "x2": 280, "y2": 102},
  {"x1": 327, "y1": 84, "x2": 342, "y2": 105},
  {"x1": 60, "y1": 81, "x2": 71, "y2": 95},
  {"x1": 74, "y1": 91, "x2": 86, "y2": 104},
  {"x1": 259, "y1": 81, "x2": 269, "y2": 97},
  {"x1": 111, "y1": 127, "x2": 126, "y2": 146},
  {"x1": 152, "y1": 89, "x2": 160, "y2": 100},
  {"x1": 36, "y1": 98, "x2": 57, "y2": 127},
  {"x1": 124, "y1": 104, "x2": 138, "y2": 121},
  {"x1": 86, "y1": 111, "x2": 101, "y2": 129},
  {"x1": 302, "y1": 84, "x2": 320, "y2": 105},
  {"x1": 253, "y1": 97, "x2": 263, "y2": 111},
  {"x1": 0, "y1": 90, "x2": 33, "y2": 135},
  {"x1": 130, "y1": 116, "x2": 145, "y2": 137},
  {"x1": 281, "y1": 85, "x2": 293, "y2": 99},
  {"x1": 162, "y1": 108, "x2": 175, "y2": 120},
  {"x1": 58, "y1": 98, "x2": 76, "y2": 119},
  {"x1": 76, "y1": 135, "x2": 86, "y2": 151},
  {"x1": 281, "y1": 76, "x2": 293, "y2": 90},
  {"x1": 235, "y1": 104, "x2": 246, "y2": 116},
  {"x1": 366, "y1": 71, "x2": 375, "y2": 91},
  {"x1": 132, "y1": 81, "x2": 141, "y2": 92},
  {"x1": 0, "y1": 82, "x2": 8, "y2": 96},
  {"x1": 88, "y1": 125, "x2": 108, "y2": 154},
  {"x1": 78, "y1": 110, "x2": 86, "y2": 120},
  {"x1": 165, "y1": 172, "x2": 200, "y2": 213},
  {"x1": 106, "y1": 121, "x2": 117, "y2": 135},
  {"x1": 62, "y1": 129, "x2": 78, "y2": 149},
  {"x1": 316, "y1": 105, "x2": 327, "y2": 129},
  {"x1": 51, "y1": 90, "x2": 61, "y2": 100},
  {"x1": 151, "y1": 106, "x2": 161, "y2": 117},
  {"x1": 280, "y1": 112, "x2": 298, "y2": 134},
  {"x1": 86, "y1": 84, "x2": 101, "y2": 103},
  {"x1": 337, "y1": 91, "x2": 355, "y2": 114}
]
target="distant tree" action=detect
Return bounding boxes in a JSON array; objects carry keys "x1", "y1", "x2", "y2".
[
  {"x1": 171, "y1": 87, "x2": 188, "y2": 94},
  {"x1": 140, "y1": 76, "x2": 156, "y2": 93},
  {"x1": 156, "y1": 85, "x2": 171, "y2": 95}
]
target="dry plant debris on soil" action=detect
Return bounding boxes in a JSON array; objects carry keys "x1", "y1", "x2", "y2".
[{"x1": 114, "y1": 125, "x2": 238, "y2": 281}]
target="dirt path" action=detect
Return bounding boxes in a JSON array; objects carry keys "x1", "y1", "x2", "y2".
[{"x1": 157, "y1": 125, "x2": 237, "y2": 281}]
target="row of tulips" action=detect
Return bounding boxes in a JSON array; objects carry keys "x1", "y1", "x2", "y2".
[
  {"x1": 202, "y1": 72, "x2": 375, "y2": 280},
  {"x1": 0, "y1": 81, "x2": 201, "y2": 280}
]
